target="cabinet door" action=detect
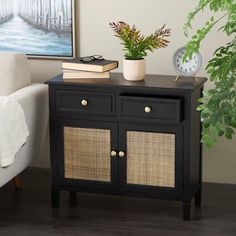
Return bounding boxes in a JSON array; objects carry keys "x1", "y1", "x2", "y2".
[
  {"x1": 57, "y1": 119, "x2": 118, "y2": 192},
  {"x1": 119, "y1": 123, "x2": 183, "y2": 199}
]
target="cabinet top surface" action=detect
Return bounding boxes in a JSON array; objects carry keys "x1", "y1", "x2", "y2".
[{"x1": 47, "y1": 73, "x2": 207, "y2": 91}]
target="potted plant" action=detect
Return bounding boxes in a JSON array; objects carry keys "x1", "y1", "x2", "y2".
[
  {"x1": 183, "y1": 1, "x2": 236, "y2": 148},
  {"x1": 110, "y1": 21, "x2": 171, "y2": 81}
]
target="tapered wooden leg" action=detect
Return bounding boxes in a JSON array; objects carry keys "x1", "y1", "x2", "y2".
[
  {"x1": 183, "y1": 202, "x2": 191, "y2": 221},
  {"x1": 13, "y1": 175, "x2": 22, "y2": 189},
  {"x1": 51, "y1": 188, "x2": 60, "y2": 209},
  {"x1": 194, "y1": 187, "x2": 202, "y2": 206}
]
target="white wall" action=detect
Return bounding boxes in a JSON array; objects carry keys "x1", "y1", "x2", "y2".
[{"x1": 30, "y1": 0, "x2": 236, "y2": 184}]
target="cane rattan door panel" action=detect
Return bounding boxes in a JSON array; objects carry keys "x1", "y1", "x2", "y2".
[
  {"x1": 64, "y1": 127, "x2": 111, "y2": 182},
  {"x1": 127, "y1": 131, "x2": 175, "y2": 187}
]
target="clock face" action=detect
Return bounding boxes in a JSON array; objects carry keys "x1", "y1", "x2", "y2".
[{"x1": 173, "y1": 47, "x2": 202, "y2": 77}]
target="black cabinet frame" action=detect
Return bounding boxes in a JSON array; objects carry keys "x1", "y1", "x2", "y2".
[{"x1": 47, "y1": 73, "x2": 207, "y2": 221}]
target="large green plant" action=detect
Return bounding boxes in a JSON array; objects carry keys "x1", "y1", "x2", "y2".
[
  {"x1": 110, "y1": 21, "x2": 171, "y2": 60},
  {"x1": 184, "y1": 0, "x2": 236, "y2": 148}
]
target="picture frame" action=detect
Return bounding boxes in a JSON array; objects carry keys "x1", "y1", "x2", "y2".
[{"x1": 0, "y1": 0, "x2": 76, "y2": 59}]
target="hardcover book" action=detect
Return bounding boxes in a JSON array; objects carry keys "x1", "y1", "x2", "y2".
[
  {"x1": 63, "y1": 70, "x2": 110, "y2": 79},
  {"x1": 62, "y1": 58, "x2": 118, "y2": 72}
]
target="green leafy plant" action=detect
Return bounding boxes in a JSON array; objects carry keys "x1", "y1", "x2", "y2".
[
  {"x1": 110, "y1": 21, "x2": 171, "y2": 60},
  {"x1": 183, "y1": 0, "x2": 236, "y2": 148}
]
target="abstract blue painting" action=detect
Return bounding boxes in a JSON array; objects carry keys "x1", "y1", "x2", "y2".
[{"x1": 0, "y1": 0, "x2": 75, "y2": 58}]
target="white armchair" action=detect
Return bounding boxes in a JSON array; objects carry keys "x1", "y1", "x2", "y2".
[{"x1": 0, "y1": 53, "x2": 48, "y2": 188}]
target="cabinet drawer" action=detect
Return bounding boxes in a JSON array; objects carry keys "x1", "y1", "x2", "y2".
[
  {"x1": 119, "y1": 96, "x2": 183, "y2": 123},
  {"x1": 56, "y1": 90, "x2": 114, "y2": 116}
]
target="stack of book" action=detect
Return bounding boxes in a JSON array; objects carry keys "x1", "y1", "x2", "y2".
[{"x1": 62, "y1": 58, "x2": 119, "y2": 80}]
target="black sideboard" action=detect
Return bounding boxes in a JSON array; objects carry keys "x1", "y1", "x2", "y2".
[{"x1": 47, "y1": 73, "x2": 207, "y2": 221}]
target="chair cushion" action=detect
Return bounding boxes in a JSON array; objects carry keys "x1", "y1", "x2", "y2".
[{"x1": 0, "y1": 53, "x2": 31, "y2": 96}]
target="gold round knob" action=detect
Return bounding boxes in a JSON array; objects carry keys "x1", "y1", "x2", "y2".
[
  {"x1": 81, "y1": 99, "x2": 88, "y2": 106},
  {"x1": 119, "y1": 151, "x2": 125, "y2": 157},
  {"x1": 111, "y1": 151, "x2": 117, "y2": 157},
  {"x1": 144, "y1": 106, "x2": 151, "y2": 113}
]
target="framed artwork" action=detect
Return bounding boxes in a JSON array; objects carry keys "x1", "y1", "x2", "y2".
[{"x1": 0, "y1": 0, "x2": 76, "y2": 59}]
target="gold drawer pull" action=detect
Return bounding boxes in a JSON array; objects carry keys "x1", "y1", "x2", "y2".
[
  {"x1": 81, "y1": 99, "x2": 88, "y2": 106},
  {"x1": 118, "y1": 151, "x2": 125, "y2": 157},
  {"x1": 144, "y1": 106, "x2": 151, "y2": 113},
  {"x1": 111, "y1": 150, "x2": 117, "y2": 157}
]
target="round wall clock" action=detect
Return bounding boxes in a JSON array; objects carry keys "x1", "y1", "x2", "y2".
[{"x1": 173, "y1": 47, "x2": 202, "y2": 81}]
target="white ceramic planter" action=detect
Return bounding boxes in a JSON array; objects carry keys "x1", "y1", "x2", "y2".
[{"x1": 123, "y1": 58, "x2": 145, "y2": 81}]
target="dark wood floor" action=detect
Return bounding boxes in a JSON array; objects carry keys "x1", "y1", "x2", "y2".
[{"x1": 0, "y1": 168, "x2": 236, "y2": 236}]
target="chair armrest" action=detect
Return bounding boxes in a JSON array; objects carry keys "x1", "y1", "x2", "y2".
[
  {"x1": 0, "y1": 84, "x2": 48, "y2": 186},
  {"x1": 9, "y1": 83, "x2": 48, "y2": 128},
  {"x1": 9, "y1": 84, "x2": 49, "y2": 162}
]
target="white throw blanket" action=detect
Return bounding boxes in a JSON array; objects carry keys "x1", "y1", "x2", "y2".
[{"x1": 0, "y1": 96, "x2": 29, "y2": 167}]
